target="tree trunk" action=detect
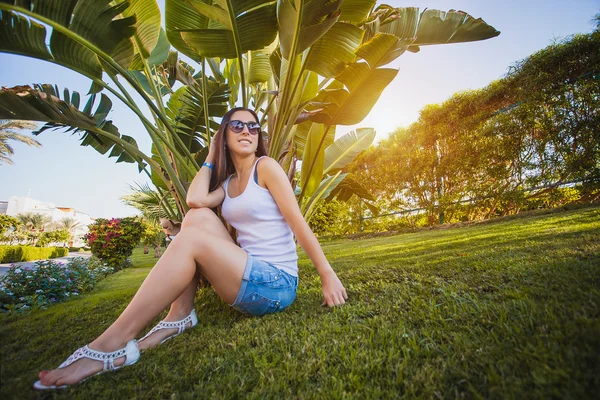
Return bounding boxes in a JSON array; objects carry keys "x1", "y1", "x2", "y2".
[
  {"x1": 144, "y1": 245, "x2": 149, "y2": 254},
  {"x1": 154, "y1": 245, "x2": 163, "y2": 258}
]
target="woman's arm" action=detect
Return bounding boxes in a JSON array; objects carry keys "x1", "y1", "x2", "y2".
[
  {"x1": 258, "y1": 157, "x2": 348, "y2": 307},
  {"x1": 186, "y1": 150, "x2": 225, "y2": 208}
]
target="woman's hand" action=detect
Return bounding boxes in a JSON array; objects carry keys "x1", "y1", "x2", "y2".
[
  {"x1": 321, "y1": 270, "x2": 348, "y2": 307},
  {"x1": 206, "y1": 139, "x2": 217, "y2": 163}
]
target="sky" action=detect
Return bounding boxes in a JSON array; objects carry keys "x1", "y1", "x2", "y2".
[{"x1": 1, "y1": 0, "x2": 598, "y2": 219}]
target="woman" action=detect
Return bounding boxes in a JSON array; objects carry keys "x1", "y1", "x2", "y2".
[{"x1": 34, "y1": 107, "x2": 347, "y2": 390}]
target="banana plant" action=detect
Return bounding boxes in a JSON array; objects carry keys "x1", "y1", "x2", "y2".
[{"x1": 0, "y1": 0, "x2": 500, "y2": 221}]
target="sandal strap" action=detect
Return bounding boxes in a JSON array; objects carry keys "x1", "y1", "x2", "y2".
[
  {"x1": 58, "y1": 344, "x2": 131, "y2": 371},
  {"x1": 139, "y1": 310, "x2": 196, "y2": 342}
]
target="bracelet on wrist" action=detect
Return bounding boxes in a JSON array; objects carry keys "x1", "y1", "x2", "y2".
[{"x1": 202, "y1": 162, "x2": 214, "y2": 170}]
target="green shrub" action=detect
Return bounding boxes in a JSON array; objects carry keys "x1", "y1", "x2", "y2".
[
  {"x1": 37, "y1": 229, "x2": 70, "y2": 247},
  {"x1": 0, "y1": 245, "x2": 68, "y2": 263},
  {"x1": 84, "y1": 217, "x2": 144, "y2": 270},
  {"x1": 0, "y1": 256, "x2": 114, "y2": 312}
]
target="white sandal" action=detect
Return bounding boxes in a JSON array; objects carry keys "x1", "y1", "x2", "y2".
[
  {"x1": 139, "y1": 309, "x2": 198, "y2": 347},
  {"x1": 33, "y1": 340, "x2": 140, "y2": 390}
]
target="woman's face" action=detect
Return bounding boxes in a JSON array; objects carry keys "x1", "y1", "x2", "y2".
[{"x1": 225, "y1": 110, "x2": 260, "y2": 157}]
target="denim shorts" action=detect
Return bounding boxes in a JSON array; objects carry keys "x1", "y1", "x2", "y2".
[{"x1": 231, "y1": 254, "x2": 298, "y2": 316}]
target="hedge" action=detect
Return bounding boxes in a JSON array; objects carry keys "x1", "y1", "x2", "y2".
[{"x1": 0, "y1": 246, "x2": 69, "y2": 263}]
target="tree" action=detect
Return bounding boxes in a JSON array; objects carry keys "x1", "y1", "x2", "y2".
[
  {"x1": 52, "y1": 217, "x2": 83, "y2": 246},
  {"x1": 0, "y1": 214, "x2": 21, "y2": 236},
  {"x1": 0, "y1": 1, "x2": 499, "y2": 221},
  {"x1": 16, "y1": 212, "x2": 52, "y2": 232},
  {"x1": 37, "y1": 229, "x2": 70, "y2": 247},
  {"x1": 0, "y1": 119, "x2": 41, "y2": 164},
  {"x1": 350, "y1": 24, "x2": 599, "y2": 225}
]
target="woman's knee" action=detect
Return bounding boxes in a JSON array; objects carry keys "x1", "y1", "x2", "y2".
[{"x1": 182, "y1": 207, "x2": 216, "y2": 229}]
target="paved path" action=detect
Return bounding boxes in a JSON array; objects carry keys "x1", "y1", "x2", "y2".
[{"x1": 0, "y1": 252, "x2": 92, "y2": 277}]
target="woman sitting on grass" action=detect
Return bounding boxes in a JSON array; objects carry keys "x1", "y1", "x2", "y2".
[{"x1": 35, "y1": 107, "x2": 348, "y2": 390}]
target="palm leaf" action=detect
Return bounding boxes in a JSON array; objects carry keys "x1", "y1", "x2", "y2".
[
  {"x1": 122, "y1": 182, "x2": 179, "y2": 223},
  {"x1": 326, "y1": 173, "x2": 376, "y2": 202},
  {"x1": 155, "y1": 76, "x2": 229, "y2": 186},
  {"x1": 166, "y1": 81, "x2": 229, "y2": 153},
  {"x1": 0, "y1": 84, "x2": 146, "y2": 169}
]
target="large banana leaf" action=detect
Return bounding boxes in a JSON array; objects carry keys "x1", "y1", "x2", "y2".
[
  {"x1": 294, "y1": 121, "x2": 335, "y2": 158},
  {"x1": 0, "y1": 0, "x2": 138, "y2": 86},
  {"x1": 324, "y1": 127, "x2": 376, "y2": 174},
  {"x1": 305, "y1": 22, "x2": 364, "y2": 78},
  {"x1": 118, "y1": 0, "x2": 161, "y2": 59},
  {"x1": 277, "y1": 0, "x2": 343, "y2": 60},
  {"x1": 339, "y1": 0, "x2": 376, "y2": 24},
  {"x1": 0, "y1": 84, "x2": 146, "y2": 169},
  {"x1": 249, "y1": 49, "x2": 273, "y2": 84},
  {"x1": 224, "y1": 58, "x2": 241, "y2": 108},
  {"x1": 301, "y1": 122, "x2": 327, "y2": 197},
  {"x1": 248, "y1": 39, "x2": 278, "y2": 84},
  {"x1": 371, "y1": 7, "x2": 500, "y2": 51},
  {"x1": 130, "y1": 27, "x2": 170, "y2": 70},
  {"x1": 173, "y1": 0, "x2": 278, "y2": 59},
  {"x1": 311, "y1": 33, "x2": 402, "y2": 126},
  {"x1": 165, "y1": 0, "x2": 205, "y2": 62},
  {"x1": 301, "y1": 171, "x2": 346, "y2": 221}
]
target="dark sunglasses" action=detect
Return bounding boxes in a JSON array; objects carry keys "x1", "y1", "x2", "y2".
[{"x1": 228, "y1": 120, "x2": 261, "y2": 135}]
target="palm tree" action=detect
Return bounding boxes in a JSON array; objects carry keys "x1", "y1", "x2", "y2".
[
  {"x1": 16, "y1": 212, "x2": 52, "y2": 232},
  {"x1": 0, "y1": 119, "x2": 41, "y2": 164},
  {"x1": 53, "y1": 217, "x2": 83, "y2": 245},
  {"x1": 121, "y1": 182, "x2": 179, "y2": 225},
  {"x1": 54, "y1": 217, "x2": 82, "y2": 234}
]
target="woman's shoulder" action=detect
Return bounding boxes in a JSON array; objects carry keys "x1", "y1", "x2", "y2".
[
  {"x1": 256, "y1": 157, "x2": 287, "y2": 187},
  {"x1": 256, "y1": 156, "x2": 282, "y2": 172}
]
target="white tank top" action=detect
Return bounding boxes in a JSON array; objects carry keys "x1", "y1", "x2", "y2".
[{"x1": 221, "y1": 157, "x2": 298, "y2": 276}]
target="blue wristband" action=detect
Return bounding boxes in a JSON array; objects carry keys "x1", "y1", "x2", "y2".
[{"x1": 202, "y1": 162, "x2": 213, "y2": 170}]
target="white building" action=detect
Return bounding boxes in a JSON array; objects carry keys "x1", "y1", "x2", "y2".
[{"x1": 0, "y1": 196, "x2": 95, "y2": 247}]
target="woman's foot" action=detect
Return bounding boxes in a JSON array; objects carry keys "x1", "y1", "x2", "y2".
[
  {"x1": 35, "y1": 340, "x2": 139, "y2": 389},
  {"x1": 138, "y1": 309, "x2": 197, "y2": 351}
]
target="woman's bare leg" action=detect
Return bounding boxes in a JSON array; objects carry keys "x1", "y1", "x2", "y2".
[
  {"x1": 138, "y1": 209, "x2": 237, "y2": 350},
  {"x1": 39, "y1": 208, "x2": 245, "y2": 387},
  {"x1": 136, "y1": 270, "x2": 200, "y2": 351}
]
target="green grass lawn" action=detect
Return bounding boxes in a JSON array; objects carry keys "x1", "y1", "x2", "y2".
[{"x1": 1, "y1": 205, "x2": 599, "y2": 399}]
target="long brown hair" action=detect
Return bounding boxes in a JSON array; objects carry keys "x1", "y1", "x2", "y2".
[{"x1": 209, "y1": 107, "x2": 267, "y2": 192}]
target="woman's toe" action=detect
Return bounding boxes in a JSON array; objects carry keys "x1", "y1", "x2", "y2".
[{"x1": 39, "y1": 370, "x2": 56, "y2": 385}]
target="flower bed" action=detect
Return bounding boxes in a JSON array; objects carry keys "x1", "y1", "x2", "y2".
[{"x1": 0, "y1": 256, "x2": 114, "y2": 313}]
